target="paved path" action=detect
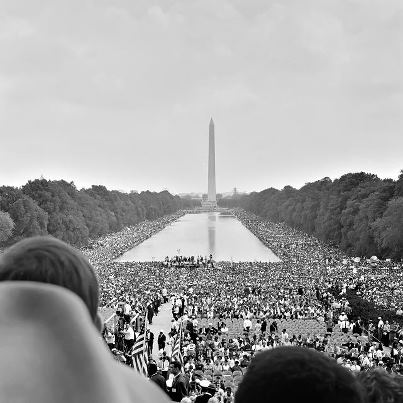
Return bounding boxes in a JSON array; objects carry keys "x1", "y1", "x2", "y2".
[{"x1": 148, "y1": 302, "x2": 173, "y2": 360}]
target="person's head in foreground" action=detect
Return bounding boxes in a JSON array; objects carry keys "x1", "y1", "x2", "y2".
[
  {"x1": 0, "y1": 236, "x2": 102, "y2": 329},
  {"x1": 235, "y1": 347, "x2": 364, "y2": 403},
  {"x1": 356, "y1": 368, "x2": 403, "y2": 403}
]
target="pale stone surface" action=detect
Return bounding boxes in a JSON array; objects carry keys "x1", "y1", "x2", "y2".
[
  {"x1": 148, "y1": 302, "x2": 173, "y2": 360},
  {"x1": 207, "y1": 118, "x2": 217, "y2": 205}
]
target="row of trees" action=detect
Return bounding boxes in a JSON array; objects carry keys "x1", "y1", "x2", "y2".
[
  {"x1": 220, "y1": 171, "x2": 403, "y2": 259},
  {"x1": 0, "y1": 179, "x2": 196, "y2": 247}
]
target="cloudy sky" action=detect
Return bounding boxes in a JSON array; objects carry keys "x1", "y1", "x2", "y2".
[{"x1": 0, "y1": 0, "x2": 401, "y2": 194}]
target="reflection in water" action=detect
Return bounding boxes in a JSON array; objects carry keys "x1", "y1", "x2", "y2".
[
  {"x1": 116, "y1": 212, "x2": 280, "y2": 262},
  {"x1": 208, "y1": 225, "x2": 216, "y2": 256},
  {"x1": 207, "y1": 212, "x2": 217, "y2": 256},
  {"x1": 208, "y1": 213, "x2": 217, "y2": 222}
]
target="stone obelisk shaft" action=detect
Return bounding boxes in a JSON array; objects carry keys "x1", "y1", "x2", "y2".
[{"x1": 208, "y1": 118, "x2": 216, "y2": 203}]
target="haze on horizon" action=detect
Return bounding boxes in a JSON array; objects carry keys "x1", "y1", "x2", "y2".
[{"x1": 0, "y1": 0, "x2": 401, "y2": 195}]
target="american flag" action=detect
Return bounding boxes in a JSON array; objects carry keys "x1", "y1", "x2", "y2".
[
  {"x1": 132, "y1": 317, "x2": 148, "y2": 376},
  {"x1": 171, "y1": 321, "x2": 183, "y2": 365}
]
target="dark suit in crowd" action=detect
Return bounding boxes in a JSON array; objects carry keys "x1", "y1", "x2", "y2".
[
  {"x1": 150, "y1": 372, "x2": 166, "y2": 393},
  {"x1": 169, "y1": 374, "x2": 188, "y2": 402}
]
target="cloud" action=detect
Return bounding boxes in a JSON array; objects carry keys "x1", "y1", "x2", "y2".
[
  {"x1": 147, "y1": 5, "x2": 169, "y2": 25},
  {"x1": 0, "y1": 0, "x2": 401, "y2": 193}
]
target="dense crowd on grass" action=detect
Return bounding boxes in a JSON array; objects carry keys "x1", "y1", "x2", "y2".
[
  {"x1": 1, "y1": 205, "x2": 403, "y2": 402},
  {"x1": 233, "y1": 209, "x2": 403, "y2": 321},
  {"x1": 76, "y1": 208, "x2": 403, "y2": 401}
]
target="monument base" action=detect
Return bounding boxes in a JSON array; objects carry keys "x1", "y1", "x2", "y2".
[{"x1": 201, "y1": 200, "x2": 217, "y2": 210}]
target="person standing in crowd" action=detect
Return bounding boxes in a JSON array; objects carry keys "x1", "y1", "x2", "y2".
[
  {"x1": 260, "y1": 318, "x2": 267, "y2": 335},
  {"x1": 105, "y1": 328, "x2": 115, "y2": 350},
  {"x1": 154, "y1": 294, "x2": 161, "y2": 315},
  {"x1": 148, "y1": 362, "x2": 166, "y2": 393},
  {"x1": 147, "y1": 303, "x2": 155, "y2": 325},
  {"x1": 148, "y1": 330, "x2": 154, "y2": 356},
  {"x1": 389, "y1": 322, "x2": 397, "y2": 345},
  {"x1": 159, "y1": 351, "x2": 170, "y2": 379},
  {"x1": 168, "y1": 361, "x2": 188, "y2": 402},
  {"x1": 243, "y1": 317, "x2": 252, "y2": 333},
  {"x1": 377, "y1": 317, "x2": 384, "y2": 341},
  {"x1": 382, "y1": 320, "x2": 391, "y2": 347},
  {"x1": 123, "y1": 300, "x2": 132, "y2": 323},
  {"x1": 281, "y1": 329, "x2": 289, "y2": 345},
  {"x1": 158, "y1": 330, "x2": 167, "y2": 351},
  {"x1": 339, "y1": 312, "x2": 349, "y2": 334},
  {"x1": 122, "y1": 323, "x2": 135, "y2": 353},
  {"x1": 368, "y1": 321, "x2": 375, "y2": 343},
  {"x1": 352, "y1": 317, "x2": 363, "y2": 335}
]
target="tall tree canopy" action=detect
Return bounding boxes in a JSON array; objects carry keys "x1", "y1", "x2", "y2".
[
  {"x1": 0, "y1": 211, "x2": 15, "y2": 243},
  {"x1": 0, "y1": 179, "x2": 194, "y2": 246},
  {"x1": 220, "y1": 171, "x2": 403, "y2": 259}
]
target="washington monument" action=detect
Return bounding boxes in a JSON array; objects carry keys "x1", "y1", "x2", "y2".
[{"x1": 204, "y1": 118, "x2": 217, "y2": 208}]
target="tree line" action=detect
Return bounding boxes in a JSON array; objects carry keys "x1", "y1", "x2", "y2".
[
  {"x1": 220, "y1": 171, "x2": 403, "y2": 260},
  {"x1": 0, "y1": 179, "x2": 196, "y2": 247}
]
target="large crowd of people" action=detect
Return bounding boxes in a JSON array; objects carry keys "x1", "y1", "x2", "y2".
[
  {"x1": 1, "y1": 208, "x2": 402, "y2": 402},
  {"x1": 79, "y1": 209, "x2": 403, "y2": 401},
  {"x1": 233, "y1": 209, "x2": 403, "y2": 320}
]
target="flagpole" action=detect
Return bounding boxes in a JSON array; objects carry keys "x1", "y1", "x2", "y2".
[
  {"x1": 172, "y1": 316, "x2": 184, "y2": 368},
  {"x1": 132, "y1": 311, "x2": 149, "y2": 377}
]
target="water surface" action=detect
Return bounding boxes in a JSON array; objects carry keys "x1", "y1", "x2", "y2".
[{"x1": 116, "y1": 212, "x2": 280, "y2": 262}]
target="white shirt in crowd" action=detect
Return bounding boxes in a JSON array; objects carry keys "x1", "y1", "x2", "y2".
[
  {"x1": 123, "y1": 326, "x2": 134, "y2": 340},
  {"x1": 124, "y1": 303, "x2": 131, "y2": 315},
  {"x1": 243, "y1": 319, "x2": 252, "y2": 330}
]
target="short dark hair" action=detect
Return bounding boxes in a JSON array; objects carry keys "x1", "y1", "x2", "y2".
[
  {"x1": 148, "y1": 362, "x2": 158, "y2": 376},
  {"x1": 0, "y1": 236, "x2": 99, "y2": 320},
  {"x1": 357, "y1": 368, "x2": 403, "y2": 403},
  {"x1": 171, "y1": 361, "x2": 182, "y2": 370},
  {"x1": 235, "y1": 347, "x2": 363, "y2": 403}
]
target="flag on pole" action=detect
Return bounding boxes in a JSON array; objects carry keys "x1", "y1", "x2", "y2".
[
  {"x1": 171, "y1": 320, "x2": 184, "y2": 365},
  {"x1": 132, "y1": 316, "x2": 148, "y2": 376}
]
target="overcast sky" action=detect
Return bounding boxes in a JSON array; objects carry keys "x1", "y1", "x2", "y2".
[{"x1": 0, "y1": 0, "x2": 401, "y2": 195}]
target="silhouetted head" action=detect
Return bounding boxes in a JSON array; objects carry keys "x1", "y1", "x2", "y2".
[
  {"x1": 0, "y1": 236, "x2": 100, "y2": 325},
  {"x1": 148, "y1": 362, "x2": 158, "y2": 376},
  {"x1": 235, "y1": 347, "x2": 363, "y2": 403},
  {"x1": 357, "y1": 368, "x2": 403, "y2": 403}
]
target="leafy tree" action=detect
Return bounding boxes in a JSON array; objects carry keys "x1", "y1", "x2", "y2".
[
  {"x1": 0, "y1": 178, "x2": 189, "y2": 246},
  {"x1": 0, "y1": 211, "x2": 15, "y2": 243},
  {"x1": 395, "y1": 170, "x2": 403, "y2": 197},
  {"x1": 8, "y1": 196, "x2": 48, "y2": 239},
  {"x1": 373, "y1": 197, "x2": 403, "y2": 259},
  {"x1": 76, "y1": 190, "x2": 110, "y2": 237},
  {"x1": 0, "y1": 186, "x2": 25, "y2": 211},
  {"x1": 233, "y1": 171, "x2": 402, "y2": 259}
]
